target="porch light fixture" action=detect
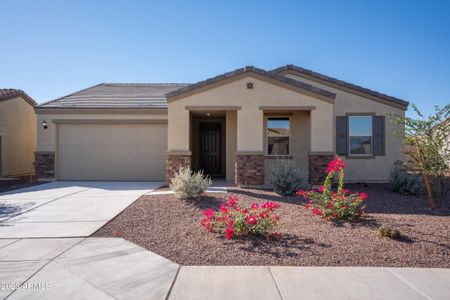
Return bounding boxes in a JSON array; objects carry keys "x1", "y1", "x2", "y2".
[
  {"x1": 42, "y1": 120, "x2": 48, "y2": 129},
  {"x1": 206, "y1": 113, "x2": 211, "y2": 116}
]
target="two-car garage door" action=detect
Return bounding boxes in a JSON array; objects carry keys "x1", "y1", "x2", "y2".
[{"x1": 57, "y1": 123, "x2": 167, "y2": 181}]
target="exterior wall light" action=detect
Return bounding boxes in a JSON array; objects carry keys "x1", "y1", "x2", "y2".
[
  {"x1": 206, "y1": 113, "x2": 211, "y2": 116},
  {"x1": 42, "y1": 120, "x2": 48, "y2": 129}
]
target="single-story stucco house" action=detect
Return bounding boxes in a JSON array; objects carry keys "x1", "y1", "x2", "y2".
[
  {"x1": 34, "y1": 65, "x2": 409, "y2": 185},
  {"x1": 0, "y1": 89, "x2": 37, "y2": 178}
]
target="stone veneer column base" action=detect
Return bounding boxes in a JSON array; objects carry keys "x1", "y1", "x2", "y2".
[
  {"x1": 166, "y1": 154, "x2": 192, "y2": 182},
  {"x1": 235, "y1": 154, "x2": 265, "y2": 186},
  {"x1": 308, "y1": 154, "x2": 335, "y2": 185},
  {"x1": 35, "y1": 152, "x2": 55, "y2": 179}
]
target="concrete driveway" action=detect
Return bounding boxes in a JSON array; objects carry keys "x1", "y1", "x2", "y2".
[{"x1": 0, "y1": 181, "x2": 162, "y2": 238}]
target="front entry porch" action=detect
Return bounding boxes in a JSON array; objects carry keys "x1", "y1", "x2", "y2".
[
  {"x1": 165, "y1": 68, "x2": 336, "y2": 186},
  {"x1": 166, "y1": 106, "x2": 334, "y2": 186}
]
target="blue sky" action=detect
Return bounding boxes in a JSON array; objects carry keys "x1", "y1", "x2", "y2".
[{"x1": 1, "y1": 0, "x2": 449, "y2": 116}]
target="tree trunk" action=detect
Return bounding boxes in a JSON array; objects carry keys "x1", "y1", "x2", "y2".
[{"x1": 414, "y1": 136, "x2": 435, "y2": 209}]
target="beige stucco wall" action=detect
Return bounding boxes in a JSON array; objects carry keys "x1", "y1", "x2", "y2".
[
  {"x1": 0, "y1": 97, "x2": 36, "y2": 176},
  {"x1": 226, "y1": 111, "x2": 237, "y2": 181},
  {"x1": 37, "y1": 113, "x2": 168, "y2": 152},
  {"x1": 168, "y1": 76, "x2": 333, "y2": 153},
  {"x1": 285, "y1": 73, "x2": 405, "y2": 182}
]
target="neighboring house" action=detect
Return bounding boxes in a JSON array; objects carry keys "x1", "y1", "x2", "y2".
[
  {"x1": 35, "y1": 65, "x2": 408, "y2": 185},
  {"x1": 436, "y1": 118, "x2": 450, "y2": 170},
  {"x1": 0, "y1": 89, "x2": 37, "y2": 178}
]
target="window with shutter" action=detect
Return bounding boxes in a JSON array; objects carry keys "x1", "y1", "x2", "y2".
[{"x1": 337, "y1": 114, "x2": 386, "y2": 158}]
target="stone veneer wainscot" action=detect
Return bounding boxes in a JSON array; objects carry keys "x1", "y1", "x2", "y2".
[
  {"x1": 235, "y1": 154, "x2": 265, "y2": 186},
  {"x1": 35, "y1": 152, "x2": 55, "y2": 179},
  {"x1": 166, "y1": 154, "x2": 191, "y2": 182},
  {"x1": 308, "y1": 154, "x2": 335, "y2": 185}
]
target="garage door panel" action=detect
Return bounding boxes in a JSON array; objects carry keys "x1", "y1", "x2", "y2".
[{"x1": 57, "y1": 124, "x2": 167, "y2": 181}]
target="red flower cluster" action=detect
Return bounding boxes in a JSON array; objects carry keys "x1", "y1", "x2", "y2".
[
  {"x1": 297, "y1": 156, "x2": 367, "y2": 221},
  {"x1": 325, "y1": 156, "x2": 345, "y2": 173},
  {"x1": 201, "y1": 196, "x2": 281, "y2": 240}
]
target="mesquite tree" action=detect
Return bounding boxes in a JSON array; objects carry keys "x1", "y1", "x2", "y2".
[{"x1": 389, "y1": 104, "x2": 449, "y2": 208}]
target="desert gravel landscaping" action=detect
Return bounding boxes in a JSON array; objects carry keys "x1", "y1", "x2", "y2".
[{"x1": 93, "y1": 184, "x2": 450, "y2": 267}]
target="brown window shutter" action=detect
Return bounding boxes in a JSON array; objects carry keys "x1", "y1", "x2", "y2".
[
  {"x1": 336, "y1": 116, "x2": 348, "y2": 156},
  {"x1": 373, "y1": 116, "x2": 385, "y2": 156}
]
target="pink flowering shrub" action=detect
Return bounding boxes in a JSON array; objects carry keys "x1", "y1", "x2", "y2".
[
  {"x1": 297, "y1": 156, "x2": 367, "y2": 220},
  {"x1": 201, "y1": 196, "x2": 281, "y2": 240}
]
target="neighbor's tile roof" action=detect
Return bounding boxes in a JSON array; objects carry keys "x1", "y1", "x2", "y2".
[
  {"x1": 0, "y1": 88, "x2": 37, "y2": 107},
  {"x1": 272, "y1": 65, "x2": 409, "y2": 109},
  {"x1": 38, "y1": 83, "x2": 190, "y2": 108}
]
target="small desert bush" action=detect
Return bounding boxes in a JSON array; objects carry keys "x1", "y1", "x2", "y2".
[
  {"x1": 170, "y1": 167, "x2": 211, "y2": 199},
  {"x1": 389, "y1": 162, "x2": 422, "y2": 195},
  {"x1": 267, "y1": 159, "x2": 309, "y2": 195},
  {"x1": 378, "y1": 225, "x2": 401, "y2": 239}
]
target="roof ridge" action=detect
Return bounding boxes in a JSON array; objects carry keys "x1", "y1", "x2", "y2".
[
  {"x1": 165, "y1": 66, "x2": 336, "y2": 100},
  {"x1": 271, "y1": 64, "x2": 408, "y2": 109},
  {"x1": 102, "y1": 82, "x2": 190, "y2": 86}
]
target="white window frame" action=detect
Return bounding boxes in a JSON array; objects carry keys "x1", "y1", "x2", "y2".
[
  {"x1": 348, "y1": 115, "x2": 373, "y2": 157},
  {"x1": 266, "y1": 116, "x2": 291, "y2": 156}
]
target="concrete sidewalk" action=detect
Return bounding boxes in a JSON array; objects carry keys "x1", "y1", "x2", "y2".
[
  {"x1": 0, "y1": 237, "x2": 449, "y2": 299},
  {"x1": 170, "y1": 266, "x2": 450, "y2": 300}
]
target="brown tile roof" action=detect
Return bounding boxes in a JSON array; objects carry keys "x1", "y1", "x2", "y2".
[
  {"x1": 0, "y1": 89, "x2": 37, "y2": 107},
  {"x1": 272, "y1": 65, "x2": 409, "y2": 109},
  {"x1": 38, "y1": 83, "x2": 189, "y2": 109},
  {"x1": 165, "y1": 66, "x2": 336, "y2": 100}
]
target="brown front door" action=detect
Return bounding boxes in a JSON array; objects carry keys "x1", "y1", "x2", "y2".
[{"x1": 200, "y1": 123, "x2": 221, "y2": 175}]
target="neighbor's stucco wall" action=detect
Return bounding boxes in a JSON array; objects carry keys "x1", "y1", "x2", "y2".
[
  {"x1": 36, "y1": 113, "x2": 168, "y2": 152},
  {"x1": 0, "y1": 96, "x2": 36, "y2": 176},
  {"x1": 285, "y1": 73, "x2": 405, "y2": 182},
  {"x1": 168, "y1": 76, "x2": 333, "y2": 154}
]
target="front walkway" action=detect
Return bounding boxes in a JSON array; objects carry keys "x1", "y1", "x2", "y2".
[{"x1": 0, "y1": 181, "x2": 162, "y2": 238}]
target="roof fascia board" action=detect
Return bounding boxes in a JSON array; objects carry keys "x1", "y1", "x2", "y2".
[
  {"x1": 167, "y1": 71, "x2": 335, "y2": 104},
  {"x1": 277, "y1": 69, "x2": 408, "y2": 110}
]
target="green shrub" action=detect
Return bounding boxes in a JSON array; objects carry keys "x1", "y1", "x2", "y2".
[
  {"x1": 378, "y1": 225, "x2": 401, "y2": 239},
  {"x1": 389, "y1": 162, "x2": 422, "y2": 195},
  {"x1": 267, "y1": 159, "x2": 309, "y2": 195},
  {"x1": 170, "y1": 167, "x2": 211, "y2": 199}
]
